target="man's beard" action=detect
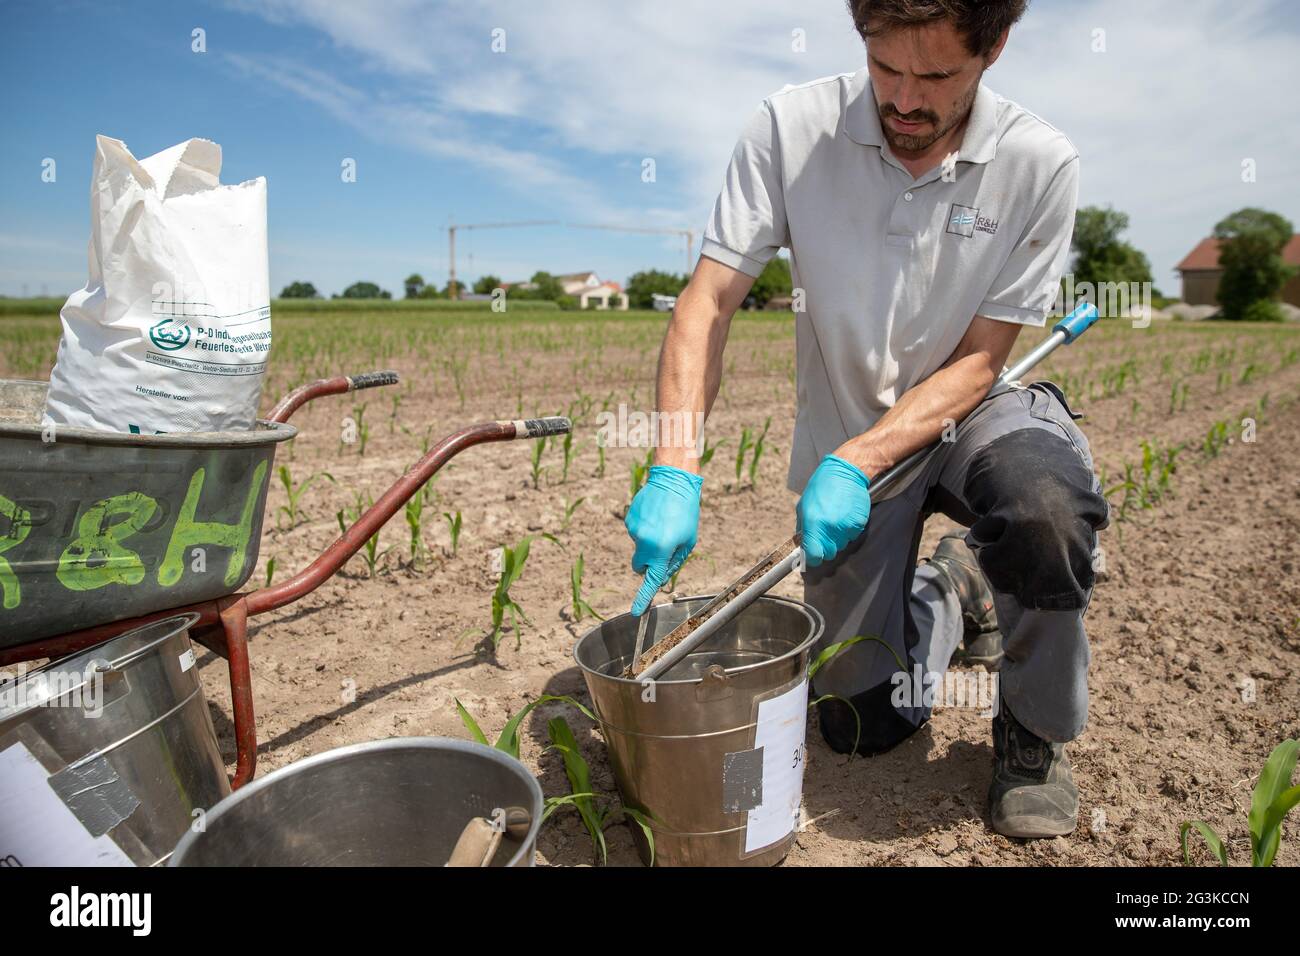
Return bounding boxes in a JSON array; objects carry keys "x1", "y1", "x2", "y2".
[{"x1": 878, "y1": 79, "x2": 979, "y2": 154}]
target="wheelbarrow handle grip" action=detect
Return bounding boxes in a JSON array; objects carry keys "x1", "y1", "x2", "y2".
[
  {"x1": 348, "y1": 370, "x2": 401, "y2": 391},
  {"x1": 266, "y1": 370, "x2": 401, "y2": 423},
  {"x1": 509, "y1": 416, "x2": 572, "y2": 438}
]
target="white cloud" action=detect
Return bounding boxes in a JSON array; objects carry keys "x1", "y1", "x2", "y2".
[{"x1": 224, "y1": 0, "x2": 1300, "y2": 284}]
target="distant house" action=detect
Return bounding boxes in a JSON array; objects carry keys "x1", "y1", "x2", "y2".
[
  {"x1": 651, "y1": 293, "x2": 677, "y2": 311},
  {"x1": 556, "y1": 271, "x2": 627, "y2": 310},
  {"x1": 1176, "y1": 235, "x2": 1300, "y2": 307}
]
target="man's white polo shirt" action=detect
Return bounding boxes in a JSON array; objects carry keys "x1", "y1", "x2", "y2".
[{"x1": 701, "y1": 67, "x2": 1080, "y2": 494}]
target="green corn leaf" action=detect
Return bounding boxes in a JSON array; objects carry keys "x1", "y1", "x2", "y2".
[
  {"x1": 1180, "y1": 820, "x2": 1228, "y2": 866},
  {"x1": 492, "y1": 693, "x2": 597, "y2": 758},
  {"x1": 1258, "y1": 785, "x2": 1300, "y2": 868},
  {"x1": 621, "y1": 807, "x2": 657, "y2": 866},
  {"x1": 547, "y1": 716, "x2": 608, "y2": 864},
  {"x1": 809, "y1": 693, "x2": 862, "y2": 757},
  {"x1": 808, "y1": 634, "x2": 904, "y2": 680},
  {"x1": 454, "y1": 698, "x2": 489, "y2": 746},
  {"x1": 1249, "y1": 739, "x2": 1298, "y2": 867},
  {"x1": 542, "y1": 792, "x2": 599, "y2": 824}
]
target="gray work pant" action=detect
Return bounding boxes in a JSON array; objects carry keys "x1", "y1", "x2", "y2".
[{"x1": 804, "y1": 382, "x2": 1109, "y2": 754}]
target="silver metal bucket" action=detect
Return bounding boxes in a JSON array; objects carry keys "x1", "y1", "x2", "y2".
[
  {"x1": 0, "y1": 378, "x2": 296, "y2": 647},
  {"x1": 169, "y1": 737, "x2": 545, "y2": 867},
  {"x1": 0, "y1": 612, "x2": 230, "y2": 866},
  {"x1": 574, "y1": 594, "x2": 823, "y2": 867}
]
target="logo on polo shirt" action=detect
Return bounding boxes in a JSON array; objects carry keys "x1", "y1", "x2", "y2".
[{"x1": 946, "y1": 203, "x2": 998, "y2": 238}]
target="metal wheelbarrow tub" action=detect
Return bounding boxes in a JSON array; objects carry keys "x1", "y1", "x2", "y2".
[{"x1": 0, "y1": 379, "x2": 296, "y2": 648}]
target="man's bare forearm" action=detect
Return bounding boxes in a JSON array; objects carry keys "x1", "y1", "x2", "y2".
[
  {"x1": 832, "y1": 315, "x2": 1022, "y2": 481},
  {"x1": 654, "y1": 285, "x2": 730, "y2": 472},
  {"x1": 652, "y1": 258, "x2": 754, "y2": 472}
]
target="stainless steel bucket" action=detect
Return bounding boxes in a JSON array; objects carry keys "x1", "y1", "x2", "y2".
[
  {"x1": 574, "y1": 594, "x2": 823, "y2": 867},
  {"x1": 0, "y1": 378, "x2": 296, "y2": 647},
  {"x1": 0, "y1": 612, "x2": 230, "y2": 866},
  {"x1": 169, "y1": 737, "x2": 545, "y2": 867}
]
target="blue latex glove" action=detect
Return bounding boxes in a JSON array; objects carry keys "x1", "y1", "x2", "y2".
[
  {"x1": 626, "y1": 464, "x2": 703, "y2": 615},
  {"x1": 796, "y1": 454, "x2": 871, "y2": 568}
]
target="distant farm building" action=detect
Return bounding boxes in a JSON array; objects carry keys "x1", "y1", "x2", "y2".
[
  {"x1": 651, "y1": 293, "x2": 677, "y2": 311},
  {"x1": 1176, "y1": 235, "x2": 1300, "y2": 307},
  {"x1": 557, "y1": 272, "x2": 627, "y2": 310}
]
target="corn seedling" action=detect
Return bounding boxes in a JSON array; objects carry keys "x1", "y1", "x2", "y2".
[
  {"x1": 1181, "y1": 738, "x2": 1299, "y2": 867},
  {"x1": 560, "y1": 429, "x2": 576, "y2": 484},
  {"x1": 570, "y1": 553, "x2": 603, "y2": 622},
  {"x1": 490, "y1": 533, "x2": 556, "y2": 649},
  {"x1": 454, "y1": 696, "x2": 652, "y2": 865},
  {"x1": 734, "y1": 426, "x2": 754, "y2": 482},
  {"x1": 530, "y1": 434, "x2": 548, "y2": 489},
  {"x1": 561, "y1": 496, "x2": 586, "y2": 532},
  {"x1": 698, "y1": 437, "x2": 726, "y2": 471},
  {"x1": 805, "y1": 636, "x2": 904, "y2": 759},
  {"x1": 748, "y1": 416, "x2": 771, "y2": 485},
  {"x1": 276, "y1": 465, "x2": 335, "y2": 530},
  {"x1": 1168, "y1": 380, "x2": 1188, "y2": 415},
  {"x1": 404, "y1": 486, "x2": 428, "y2": 567},
  {"x1": 264, "y1": 556, "x2": 277, "y2": 588},
  {"x1": 1202, "y1": 419, "x2": 1230, "y2": 458},
  {"x1": 454, "y1": 693, "x2": 596, "y2": 760},
  {"x1": 388, "y1": 392, "x2": 402, "y2": 434},
  {"x1": 442, "y1": 510, "x2": 462, "y2": 557},
  {"x1": 545, "y1": 716, "x2": 611, "y2": 863},
  {"x1": 337, "y1": 492, "x2": 393, "y2": 578},
  {"x1": 352, "y1": 402, "x2": 369, "y2": 456},
  {"x1": 596, "y1": 442, "x2": 607, "y2": 479},
  {"x1": 629, "y1": 447, "x2": 653, "y2": 499}
]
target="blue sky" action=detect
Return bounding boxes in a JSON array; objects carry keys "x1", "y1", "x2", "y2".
[{"x1": 2, "y1": 0, "x2": 1298, "y2": 299}]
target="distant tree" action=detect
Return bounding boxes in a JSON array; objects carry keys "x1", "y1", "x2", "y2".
[
  {"x1": 417, "y1": 284, "x2": 444, "y2": 299},
  {"x1": 473, "y1": 274, "x2": 502, "y2": 295},
  {"x1": 1069, "y1": 206, "x2": 1154, "y2": 295},
  {"x1": 625, "y1": 269, "x2": 687, "y2": 309},
  {"x1": 1214, "y1": 207, "x2": 1295, "y2": 321},
  {"x1": 442, "y1": 279, "x2": 465, "y2": 298},
  {"x1": 750, "y1": 257, "x2": 793, "y2": 308},
  {"x1": 340, "y1": 281, "x2": 391, "y2": 299},
  {"x1": 279, "y1": 281, "x2": 319, "y2": 299},
  {"x1": 529, "y1": 271, "x2": 565, "y2": 300},
  {"x1": 404, "y1": 273, "x2": 426, "y2": 299}
]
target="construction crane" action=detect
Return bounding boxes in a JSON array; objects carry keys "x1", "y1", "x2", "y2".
[
  {"x1": 446, "y1": 219, "x2": 558, "y2": 301},
  {"x1": 567, "y1": 223, "x2": 696, "y2": 276}
]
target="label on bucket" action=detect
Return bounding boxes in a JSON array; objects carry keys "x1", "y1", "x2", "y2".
[
  {"x1": 743, "y1": 678, "x2": 808, "y2": 854},
  {"x1": 0, "y1": 743, "x2": 134, "y2": 867},
  {"x1": 178, "y1": 648, "x2": 196, "y2": 672}
]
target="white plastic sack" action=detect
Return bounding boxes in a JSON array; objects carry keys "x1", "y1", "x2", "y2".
[{"x1": 43, "y1": 135, "x2": 272, "y2": 434}]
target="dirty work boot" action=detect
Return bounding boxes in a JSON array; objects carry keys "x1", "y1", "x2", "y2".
[
  {"x1": 989, "y1": 696, "x2": 1078, "y2": 838},
  {"x1": 921, "y1": 529, "x2": 1000, "y2": 666}
]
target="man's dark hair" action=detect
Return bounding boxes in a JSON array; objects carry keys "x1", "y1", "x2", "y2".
[{"x1": 847, "y1": 0, "x2": 1028, "y2": 58}]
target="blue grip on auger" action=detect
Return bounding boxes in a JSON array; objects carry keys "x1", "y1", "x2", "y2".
[{"x1": 1052, "y1": 303, "x2": 1099, "y2": 344}]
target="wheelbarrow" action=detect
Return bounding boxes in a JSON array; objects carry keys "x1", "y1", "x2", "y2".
[{"x1": 0, "y1": 371, "x2": 570, "y2": 794}]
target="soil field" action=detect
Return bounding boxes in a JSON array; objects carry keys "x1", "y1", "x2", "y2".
[{"x1": 4, "y1": 304, "x2": 1299, "y2": 867}]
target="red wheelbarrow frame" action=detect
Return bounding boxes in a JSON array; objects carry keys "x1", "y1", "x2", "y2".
[{"x1": 0, "y1": 372, "x2": 569, "y2": 789}]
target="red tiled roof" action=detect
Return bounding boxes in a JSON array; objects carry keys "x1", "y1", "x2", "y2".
[{"x1": 1177, "y1": 235, "x2": 1300, "y2": 272}]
